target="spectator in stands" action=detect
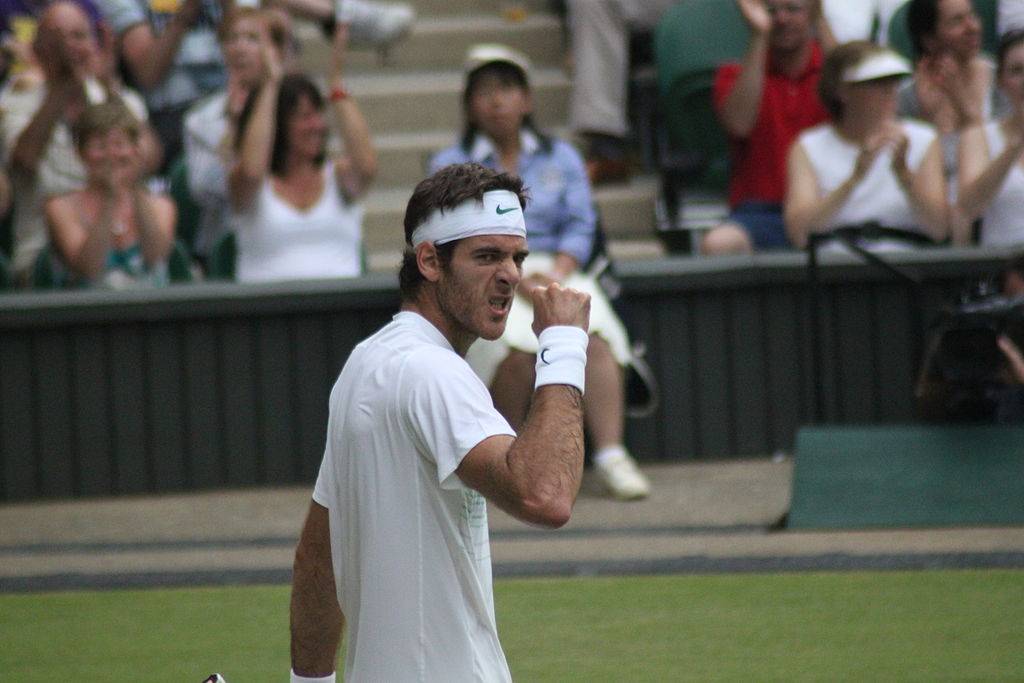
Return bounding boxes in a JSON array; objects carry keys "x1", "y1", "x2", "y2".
[
  {"x1": 565, "y1": 0, "x2": 677, "y2": 185},
  {"x1": 430, "y1": 44, "x2": 651, "y2": 500},
  {"x1": 0, "y1": 0, "x2": 160, "y2": 286},
  {"x1": 97, "y1": 0, "x2": 229, "y2": 170},
  {"x1": 0, "y1": 0, "x2": 104, "y2": 82},
  {"x1": 44, "y1": 101, "x2": 175, "y2": 287},
  {"x1": 785, "y1": 41, "x2": 948, "y2": 250},
  {"x1": 227, "y1": 23, "x2": 375, "y2": 283},
  {"x1": 700, "y1": 0, "x2": 833, "y2": 255},
  {"x1": 183, "y1": 6, "x2": 289, "y2": 265},
  {"x1": 899, "y1": 0, "x2": 1003, "y2": 179},
  {"x1": 956, "y1": 29, "x2": 1024, "y2": 246}
]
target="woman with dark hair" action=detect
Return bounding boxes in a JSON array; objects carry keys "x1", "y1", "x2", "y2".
[
  {"x1": 900, "y1": 0, "x2": 1002, "y2": 170},
  {"x1": 785, "y1": 41, "x2": 948, "y2": 250},
  {"x1": 956, "y1": 29, "x2": 1024, "y2": 245},
  {"x1": 429, "y1": 43, "x2": 651, "y2": 500},
  {"x1": 227, "y1": 24, "x2": 376, "y2": 283}
]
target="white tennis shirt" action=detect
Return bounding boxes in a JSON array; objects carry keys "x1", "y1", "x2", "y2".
[{"x1": 313, "y1": 311, "x2": 516, "y2": 682}]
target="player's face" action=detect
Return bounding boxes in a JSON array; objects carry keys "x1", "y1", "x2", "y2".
[{"x1": 435, "y1": 234, "x2": 527, "y2": 350}]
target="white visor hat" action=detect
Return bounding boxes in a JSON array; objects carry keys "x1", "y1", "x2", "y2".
[
  {"x1": 843, "y1": 50, "x2": 911, "y2": 83},
  {"x1": 411, "y1": 189, "x2": 527, "y2": 247}
]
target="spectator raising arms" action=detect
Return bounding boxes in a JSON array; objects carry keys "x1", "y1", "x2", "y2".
[
  {"x1": 700, "y1": 0, "x2": 832, "y2": 255},
  {"x1": 0, "y1": 0, "x2": 160, "y2": 286},
  {"x1": 44, "y1": 101, "x2": 176, "y2": 288},
  {"x1": 785, "y1": 42, "x2": 948, "y2": 250},
  {"x1": 227, "y1": 22, "x2": 376, "y2": 283},
  {"x1": 98, "y1": 0, "x2": 229, "y2": 169},
  {"x1": 956, "y1": 29, "x2": 1024, "y2": 246},
  {"x1": 183, "y1": 6, "x2": 291, "y2": 262}
]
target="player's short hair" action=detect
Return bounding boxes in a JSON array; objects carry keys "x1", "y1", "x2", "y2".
[{"x1": 399, "y1": 163, "x2": 528, "y2": 301}]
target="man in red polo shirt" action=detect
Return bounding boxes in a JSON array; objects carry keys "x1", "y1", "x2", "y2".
[{"x1": 702, "y1": 0, "x2": 833, "y2": 253}]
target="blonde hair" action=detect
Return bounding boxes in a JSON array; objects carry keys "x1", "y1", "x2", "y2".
[{"x1": 72, "y1": 100, "x2": 141, "y2": 151}]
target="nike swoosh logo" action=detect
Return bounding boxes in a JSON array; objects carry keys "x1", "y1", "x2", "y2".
[{"x1": 496, "y1": 205, "x2": 519, "y2": 215}]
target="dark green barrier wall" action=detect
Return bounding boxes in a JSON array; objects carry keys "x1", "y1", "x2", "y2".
[{"x1": 0, "y1": 248, "x2": 1010, "y2": 500}]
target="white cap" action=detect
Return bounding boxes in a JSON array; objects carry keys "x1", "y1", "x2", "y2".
[
  {"x1": 843, "y1": 49, "x2": 911, "y2": 83},
  {"x1": 464, "y1": 43, "x2": 532, "y2": 79}
]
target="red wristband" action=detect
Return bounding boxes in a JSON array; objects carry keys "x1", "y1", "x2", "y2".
[{"x1": 329, "y1": 85, "x2": 349, "y2": 102}]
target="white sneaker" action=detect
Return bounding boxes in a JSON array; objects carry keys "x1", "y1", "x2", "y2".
[
  {"x1": 336, "y1": 0, "x2": 415, "y2": 47},
  {"x1": 594, "y1": 449, "x2": 651, "y2": 500}
]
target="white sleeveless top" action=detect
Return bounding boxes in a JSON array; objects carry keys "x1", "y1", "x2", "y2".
[
  {"x1": 979, "y1": 120, "x2": 1024, "y2": 247},
  {"x1": 235, "y1": 165, "x2": 364, "y2": 283},
  {"x1": 798, "y1": 120, "x2": 937, "y2": 235}
]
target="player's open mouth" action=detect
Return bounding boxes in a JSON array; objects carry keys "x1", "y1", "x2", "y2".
[{"x1": 488, "y1": 297, "x2": 510, "y2": 315}]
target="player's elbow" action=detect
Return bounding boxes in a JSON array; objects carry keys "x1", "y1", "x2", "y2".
[{"x1": 517, "y1": 491, "x2": 573, "y2": 529}]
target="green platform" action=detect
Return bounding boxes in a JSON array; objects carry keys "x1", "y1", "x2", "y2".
[{"x1": 788, "y1": 424, "x2": 1024, "y2": 529}]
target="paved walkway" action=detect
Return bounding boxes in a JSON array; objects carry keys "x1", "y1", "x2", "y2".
[{"x1": 2, "y1": 459, "x2": 1023, "y2": 592}]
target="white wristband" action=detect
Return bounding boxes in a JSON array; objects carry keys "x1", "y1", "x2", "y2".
[
  {"x1": 534, "y1": 326, "x2": 589, "y2": 393},
  {"x1": 290, "y1": 670, "x2": 335, "y2": 683}
]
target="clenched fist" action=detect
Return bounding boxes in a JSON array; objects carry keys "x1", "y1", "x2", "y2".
[{"x1": 531, "y1": 282, "x2": 590, "y2": 337}]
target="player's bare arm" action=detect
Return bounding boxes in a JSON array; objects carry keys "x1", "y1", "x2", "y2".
[
  {"x1": 458, "y1": 283, "x2": 590, "y2": 528},
  {"x1": 290, "y1": 501, "x2": 344, "y2": 678}
]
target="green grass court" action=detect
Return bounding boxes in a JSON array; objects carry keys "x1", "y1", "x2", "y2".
[{"x1": 3, "y1": 569, "x2": 1023, "y2": 681}]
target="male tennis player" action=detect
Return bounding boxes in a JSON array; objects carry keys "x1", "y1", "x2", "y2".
[{"x1": 288, "y1": 163, "x2": 591, "y2": 682}]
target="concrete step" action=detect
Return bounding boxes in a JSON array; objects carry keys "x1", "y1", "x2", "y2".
[
  {"x1": 359, "y1": 173, "x2": 662, "y2": 272},
  {"x1": 361, "y1": 124, "x2": 579, "y2": 189},
  {"x1": 345, "y1": 66, "x2": 569, "y2": 135},
  {"x1": 296, "y1": 13, "x2": 566, "y2": 75},
  {"x1": 369, "y1": 130, "x2": 449, "y2": 187}
]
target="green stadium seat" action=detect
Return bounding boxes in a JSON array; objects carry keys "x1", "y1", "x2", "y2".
[
  {"x1": 31, "y1": 245, "x2": 64, "y2": 289},
  {"x1": 0, "y1": 250, "x2": 11, "y2": 289},
  {"x1": 168, "y1": 238, "x2": 195, "y2": 283},
  {"x1": 207, "y1": 231, "x2": 237, "y2": 280},
  {"x1": 652, "y1": 0, "x2": 749, "y2": 251},
  {"x1": 167, "y1": 155, "x2": 203, "y2": 256},
  {"x1": 0, "y1": 201, "x2": 13, "y2": 260},
  {"x1": 888, "y1": 0, "x2": 999, "y2": 60}
]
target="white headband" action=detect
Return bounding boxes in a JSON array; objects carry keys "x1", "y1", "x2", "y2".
[{"x1": 411, "y1": 190, "x2": 526, "y2": 247}]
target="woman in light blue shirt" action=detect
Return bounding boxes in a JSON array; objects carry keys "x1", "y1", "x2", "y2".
[{"x1": 430, "y1": 43, "x2": 651, "y2": 501}]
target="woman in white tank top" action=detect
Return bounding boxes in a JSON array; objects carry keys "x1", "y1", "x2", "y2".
[
  {"x1": 785, "y1": 41, "x2": 949, "y2": 251},
  {"x1": 228, "y1": 24, "x2": 377, "y2": 283},
  {"x1": 957, "y1": 30, "x2": 1024, "y2": 247}
]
